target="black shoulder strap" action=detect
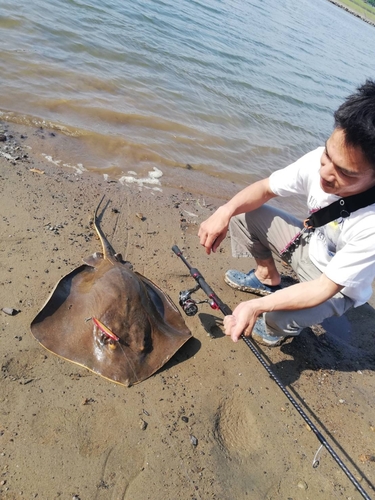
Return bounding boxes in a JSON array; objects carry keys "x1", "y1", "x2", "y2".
[{"x1": 305, "y1": 184, "x2": 375, "y2": 228}]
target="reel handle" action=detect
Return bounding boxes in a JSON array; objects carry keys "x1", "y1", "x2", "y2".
[{"x1": 172, "y1": 245, "x2": 232, "y2": 316}]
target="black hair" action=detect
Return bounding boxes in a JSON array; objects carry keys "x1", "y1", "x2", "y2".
[{"x1": 334, "y1": 79, "x2": 375, "y2": 170}]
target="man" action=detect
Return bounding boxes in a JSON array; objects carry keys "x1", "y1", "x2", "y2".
[{"x1": 198, "y1": 80, "x2": 375, "y2": 346}]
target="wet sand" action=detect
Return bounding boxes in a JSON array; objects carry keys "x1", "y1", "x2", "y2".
[{"x1": 0, "y1": 124, "x2": 374, "y2": 499}]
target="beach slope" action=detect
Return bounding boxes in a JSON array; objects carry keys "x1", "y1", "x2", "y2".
[{"x1": 1, "y1": 127, "x2": 375, "y2": 499}]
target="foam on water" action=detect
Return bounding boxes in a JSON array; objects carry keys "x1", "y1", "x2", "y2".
[{"x1": 119, "y1": 167, "x2": 164, "y2": 191}]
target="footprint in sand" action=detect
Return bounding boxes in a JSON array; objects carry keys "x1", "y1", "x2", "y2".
[{"x1": 213, "y1": 390, "x2": 263, "y2": 459}]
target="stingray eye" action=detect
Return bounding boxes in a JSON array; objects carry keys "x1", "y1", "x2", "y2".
[{"x1": 108, "y1": 341, "x2": 117, "y2": 350}]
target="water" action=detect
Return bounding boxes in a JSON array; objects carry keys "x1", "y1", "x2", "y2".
[{"x1": 1, "y1": 0, "x2": 375, "y2": 184}]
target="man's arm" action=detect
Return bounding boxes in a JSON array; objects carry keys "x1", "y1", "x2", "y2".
[
  {"x1": 198, "y1": 178, "x2": 277, "y2": 254},
  {"x1": 224, "y1": 273, "x2": 344, "y2": 342}
]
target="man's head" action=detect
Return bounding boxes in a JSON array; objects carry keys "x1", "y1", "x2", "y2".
[
  {"x1": 319, "y1": 80, "x2": 375, "y2": 197},
  {"x1": 334, "y1": 79, "x2": 375, "y2": 170}
]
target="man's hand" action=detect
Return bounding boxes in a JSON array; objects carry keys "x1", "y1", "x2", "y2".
[
  {"x1": 223, "y1": 274, "x2": 344, "y2": 342},
  {"x1": 223, "y1": 300, "x2": 262, "y2": 342},
  {"x1": 198, "y1": 206, "x2": 232, "y2": 255},
  {"x1": 198, "y1": 178, "x2": 277, "y2": 255}
]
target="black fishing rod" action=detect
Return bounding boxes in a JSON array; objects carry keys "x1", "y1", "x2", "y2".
[{"x1": 172, "y1": 245, "x2": 373, "y2": 500}]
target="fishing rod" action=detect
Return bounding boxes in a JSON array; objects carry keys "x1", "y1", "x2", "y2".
[{"x1": 172, "y1": 245, "x2": 373, "y2": 500}]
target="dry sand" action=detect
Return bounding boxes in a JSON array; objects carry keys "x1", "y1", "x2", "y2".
[{"x1": 0, "y1": 124, "x2": 374, "y2": 500}]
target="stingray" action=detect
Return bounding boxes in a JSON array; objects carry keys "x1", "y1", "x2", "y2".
[{"x1": 30, "y1": 198, "x2": 192, "y2": 386}]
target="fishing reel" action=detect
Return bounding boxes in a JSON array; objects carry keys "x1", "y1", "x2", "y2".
[{"x1": 178, "y1": 284, "x2": 220, "y2": 317}]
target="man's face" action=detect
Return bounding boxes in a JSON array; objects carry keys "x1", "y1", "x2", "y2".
[{"x1": 320, "y1": 128, "x2": 375, "y2": 197}]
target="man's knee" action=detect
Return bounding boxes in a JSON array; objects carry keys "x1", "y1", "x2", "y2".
[{"x1": 264, "y1": 311, "x2": 303, "y2": 337}]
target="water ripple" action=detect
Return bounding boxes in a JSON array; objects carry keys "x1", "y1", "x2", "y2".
[{"x1": 0, "y1": 0, "x2": 374, "y2": 182}]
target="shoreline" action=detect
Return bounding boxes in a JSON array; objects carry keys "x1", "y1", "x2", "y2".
[
  {"x1": 0, "y1": 120, "x2": 246, "y2": 205},
  {"x1": 1, "y1": 123, "x2": 375, "y2": 498},
  {"x1": 327, "y1": 0, "x2": 375, "y2": 27}
]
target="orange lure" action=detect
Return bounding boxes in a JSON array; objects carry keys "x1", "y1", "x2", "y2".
[{"x1": 92, "y1": 317, "x2": 120, "y2": 342}]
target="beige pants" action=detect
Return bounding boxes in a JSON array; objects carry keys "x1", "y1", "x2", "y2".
[{"x1": 229, "y1": 204, "x2": 354, "y2": 337}]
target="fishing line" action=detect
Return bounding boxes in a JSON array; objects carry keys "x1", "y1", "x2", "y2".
[
  {"x1": 110, "y1": 337, "x2": 206, "y2": 500},
  {"x1": 92, "y1": 203, "x2": 205, "y2": 498},
  {"x1": 172, "y1": 245, "x2": 374, "y2": 500},
  {"x1": 89, "y1": 317, "x2": 206, "y2": 499},
  {"x1": 86, "y1": 324, "x2": 204, "y2": 498},
  {"x1": 313, "y1": 444, "x2": 324, "y2": 468}
]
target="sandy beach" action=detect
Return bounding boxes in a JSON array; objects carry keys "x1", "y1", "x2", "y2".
[{"x1": 1, "y1": 124, "x2": 375, "y2": 500}]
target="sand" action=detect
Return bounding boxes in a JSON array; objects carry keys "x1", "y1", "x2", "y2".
[{"x1": 0, "y1": 124, "x2": 374, "y2": 500}]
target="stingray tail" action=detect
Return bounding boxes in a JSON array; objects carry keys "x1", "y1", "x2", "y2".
[{"x1": 94, "y1": 196, "x2": 117, "y2": 262}]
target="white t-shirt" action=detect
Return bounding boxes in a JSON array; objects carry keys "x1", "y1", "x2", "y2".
[{"x1": 269, "y1": 147, "x2": 375, "y2": 307}]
